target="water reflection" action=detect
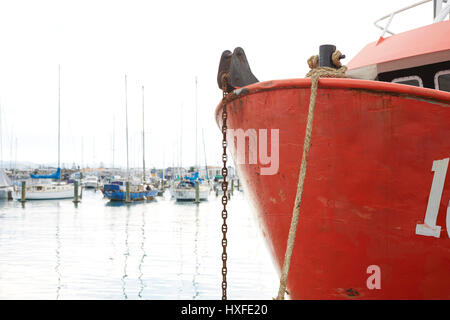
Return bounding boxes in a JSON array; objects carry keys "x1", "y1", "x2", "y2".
[
  {"x1": 105, "y1": 201, "x2": 133, "y2": 208},
  {"x1": 0, "y1": 191, "x2": 279, "y2": 299},
  {"x1": 138, "y1": 209, "x2": 146, "y2": 298},
  {"x1": 121, "y1": 208, "x2": 130, "y2": 299},
  {"x1": 109, "y1": 204, "x2": 117, "y2": 262},
  {"x1": 176, "y1": 201, "x2": 183, "y2": 299},
  {"x1": 55, "y1": 204, "x2": 61, "y2": 299},
  {"x1": 192, "y1": 205, "x2": 200, "y2": 299},
  {"x1": 104, "y1": 199, "x2": 157, "y2": 208}
]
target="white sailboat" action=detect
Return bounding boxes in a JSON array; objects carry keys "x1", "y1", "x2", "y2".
[
  {"x1": 0, "y1": 104, "x2": 13, "y2": 200},
  {"x1": 14, "y1": 65, "x2": 79, "y2": 200},
  {"x1": 172, "y1": 77, "x2": 210, "y2": 201},
  {"x1": 0, "y1": 169, "x2": 13, "y2": 200},
  {"x1": 172, "y1": 179, "x2": 210, "y2": 201},
  {"x1": 17, "y1": 181, "x2": 76, "y2": 200}
]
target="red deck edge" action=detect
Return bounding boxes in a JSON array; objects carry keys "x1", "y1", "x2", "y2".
[{"x1": 215, "y1": 78, "x2": 450, "y2": 124}]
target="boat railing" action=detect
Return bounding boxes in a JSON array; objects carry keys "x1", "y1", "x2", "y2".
[{"x1": 374, "y1": 0, "x2": 449, "y2": 38}]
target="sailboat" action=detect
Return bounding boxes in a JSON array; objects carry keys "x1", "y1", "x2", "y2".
[
  {"x1": 0, "y1": 105, "x2": 13, "y2": 200},
  {"x1": 172, "y1": 172, "x2": 210, "y2": 201},
  {"x1": 14, "y1": 65, "x2": 79, "y2": 200},
  {"x1": 103, "y1": 78, "x2": 157, "y2": 202},
  {"x1": 0, "y1": 169, "x2": 13, "y2": 200},
  {"x1": 172, "y1": 77, "x2": 210, "y2": 201}
]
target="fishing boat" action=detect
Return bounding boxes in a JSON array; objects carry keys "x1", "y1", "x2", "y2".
[
  {"x1": 215, "y1": 1, "x2": 450, "y2": 299},
  {"x1": 0, "y1": 169, "x2": 13, "y2": 200}
]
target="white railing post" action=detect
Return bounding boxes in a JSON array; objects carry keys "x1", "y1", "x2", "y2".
[
  {"x1": 374, "y1": 0, "x2": 432, "y2": 36},
  {"x1": 434, "y1": 1, "x2": 450, "y2": 22}
]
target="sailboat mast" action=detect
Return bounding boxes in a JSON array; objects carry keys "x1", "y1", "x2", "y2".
[
  {"x1": 195, "y1": 76, "x2": 198, "y2": 173},
  {"x1": 0, "y1": 105, "x2": 2, "y2": 169},
  {"x1": 125, "y1": 75, "x2": 129, "y2": 179},
  {"x1": 112, "y1": 116, "x2": 115, "y2": 169},
  {"x1": 81, "y1": 136, "x2": 84, "y2": 169},
  {"x1": 180, "y1": 103, "x2": 183, "y2": 180},
  {"x1": 14, "y1": 137, "x2": 17, "y2": 176},
  {"x1": 9, "y1": 127, "x2": 13, "y2": 170},
  {"x1": 92, "y1": 137, "x2": 95, "y2": 168},
  {"x1": 142, "y1": 86, "x2": 146, "y2": 182},
  {"x1": 202, "y1": 128, "x2": 208, "y2": 179},
  {"x1": 58, "y1": 65, "x2": 61, "y2": 173},
  {"x1": 162, "y1": 146, "x2": 165, "y2": 180},
  {"x1": 57, "y1": 64, "x2": 61, "y2": 181}
]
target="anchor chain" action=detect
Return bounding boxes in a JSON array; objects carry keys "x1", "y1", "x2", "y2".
[{"x1": 220, "y1": 80, "x2": 229, "y2": 300}]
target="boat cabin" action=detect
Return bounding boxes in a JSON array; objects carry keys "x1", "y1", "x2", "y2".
[
  {"x1": 177, "y1": 180, "x2": 196, "y2": 189},
  {"x1": 347, "y1": 1, "x2": 450, "y2": 92}
]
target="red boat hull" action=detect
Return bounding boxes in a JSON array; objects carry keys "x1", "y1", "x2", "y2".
[{"x1": 216, "y1": 78, "x2": 450, "y2": 299}]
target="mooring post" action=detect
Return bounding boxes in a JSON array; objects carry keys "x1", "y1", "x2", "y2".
[
  {"x1": 73, "y1": 180, "x2": 80, "y2": 204},
  {"x1": 237, "y1": 179, "x2": 240, "y2": 191},
  {"x1": 230, "y1": 178, "x2": 234, "y2": 195},
  {"x1": 195, "y1": 181, "x2": 200, "y2": 204},
  {"x1": 126, "y1": 181, "x2": 131, "y2": 203},
  {"x1": 79, "y1": 172, "x2": 83, "y2": 199},
  {"x1": 20, "y1": 181, "x2": 26, "y2": 203}
]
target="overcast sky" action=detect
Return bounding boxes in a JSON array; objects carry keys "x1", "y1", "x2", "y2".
[{"x1": 0, "y1": 0, "x2": 436, "y2": 169}]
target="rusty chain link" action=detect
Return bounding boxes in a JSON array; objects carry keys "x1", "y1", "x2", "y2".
[{"x1": 221, "y1": 79, "x2": 229, "y2": 300}]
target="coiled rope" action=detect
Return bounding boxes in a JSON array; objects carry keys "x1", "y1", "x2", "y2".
[{"x1": 275, "y1": 51, "x2": 347, "y2": 300}]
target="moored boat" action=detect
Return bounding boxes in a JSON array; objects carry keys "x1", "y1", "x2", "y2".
[
  {"x1": 14, "y1": 168, "x2": 81, "y2": 200},
  {"x1": 17, "y1": 66, "x2": 80, "y2": 201},
  {"x1": 14, "y1": 181, "x2": 78, "y2": 200},
  {"x1": 103, "y1": 180, "x2": 158, "y2": 201},
  {"x1": 83, "y1": 175, "x2": 98, "y2": 188},
  {"x1": 104, "y1": 80, "x2": 158, "y2": 202},
  {"x1": 172, "y1": 179, "x2": 210, "y2": 201},
  {"x1": 171, "y1": 172, "x2": 210, "y2": 201},
  {"x1": 0, "y1": 169, "x2": 14, "y2": 200},
  {"x1": 215, "y1": 2, "x2": 450, "y2": 299}
]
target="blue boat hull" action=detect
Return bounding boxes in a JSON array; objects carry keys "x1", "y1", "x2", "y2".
[{"x1": 104, "y1": 189, "x2": 158, "y2": 201}]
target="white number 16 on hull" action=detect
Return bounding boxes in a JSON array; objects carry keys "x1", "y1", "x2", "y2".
[{"x1": 416, "y1": 158, "x2": 450, "y2": 239}]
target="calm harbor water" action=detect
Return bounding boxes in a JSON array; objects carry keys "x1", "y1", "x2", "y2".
[{"x1": 0, "y1": 188, "x2": 280, "y2": 299}]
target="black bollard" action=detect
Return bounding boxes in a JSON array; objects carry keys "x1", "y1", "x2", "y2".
[
  {"x1": 319, "y1": 44, "x2": 337, "y2": 68},
  {"x1": 318, "y1": 44, "x2": 345, "y2": 68}
]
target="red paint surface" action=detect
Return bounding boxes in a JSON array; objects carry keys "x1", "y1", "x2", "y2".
[
  {"x1": 347, "y1": 20, "x2": 450, "y2": 70},
  {"x1": 215, "y1": 78, "x2": 450, "y2": 299}
]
